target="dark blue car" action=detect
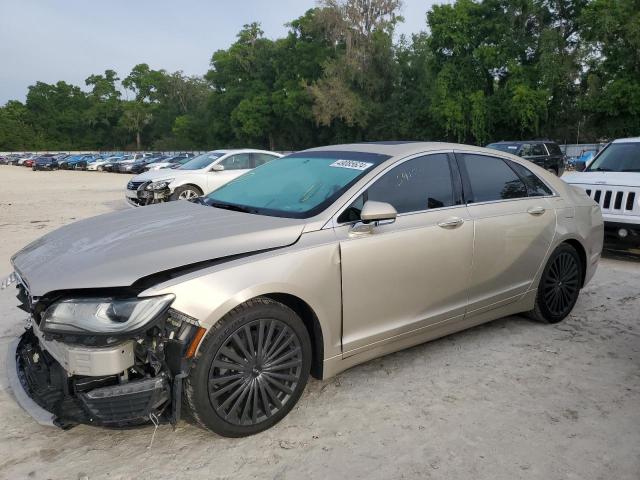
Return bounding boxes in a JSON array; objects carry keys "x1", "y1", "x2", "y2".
[{"x1": 32, "y1": 155, "x2": 59, "y2": 171}]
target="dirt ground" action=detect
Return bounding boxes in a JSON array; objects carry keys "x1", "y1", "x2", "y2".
[{"x1": 0, "y1": 165, "x2": 638, "y2": 480}]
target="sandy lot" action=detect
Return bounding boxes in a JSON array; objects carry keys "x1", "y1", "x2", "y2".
[{"x1": 0, "y1": 165, "x2": 638, "y2": 480}]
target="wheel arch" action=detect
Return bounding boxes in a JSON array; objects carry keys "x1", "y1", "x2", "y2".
[
  {"x1": 261, "y1": 293, "x2": 325, "y2": 380},
  {"x1": 173, "y1": 182, "x2": 204, "y2": 195},
  {"x1": 561, "y1": 238, "x2": 587, "y2": 288}
]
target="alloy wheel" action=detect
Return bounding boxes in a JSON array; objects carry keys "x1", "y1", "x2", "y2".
[
  {"x1": 542, "y1": 251, "x2": 580, "y2": 316},
  {"x1": 208, "y1": 318, "x2": 304, "y2": 426},
  {"x1": 178, "y1": 189, "x2": 199, "y2": 200}
]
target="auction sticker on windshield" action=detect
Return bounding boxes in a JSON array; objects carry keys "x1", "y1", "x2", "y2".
[{"x1": 330, "y1": 159, "x2": 374, "y2": 170}]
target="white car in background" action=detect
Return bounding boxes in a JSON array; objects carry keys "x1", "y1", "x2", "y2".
[
  {"x1": 87, "y1": 155, "x2": 122, "y2": 171},
  {"x1": 563, "y1": 137, "x2": 640, "y2": 247},
  {"x1": 125, "y1": 149, "x2": 283, "y2": 206}
]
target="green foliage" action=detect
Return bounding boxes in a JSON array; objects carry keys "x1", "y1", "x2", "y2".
[{"x1": 0, "y1": 0, "x2": 638, "y2": 151}]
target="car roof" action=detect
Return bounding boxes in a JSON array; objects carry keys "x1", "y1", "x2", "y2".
[
  {"x1": 304, "y1": 141, "x2": 526, "y2": 158},
  {"x1": 487, "y1": 140, "x2": 554, "y2": 145},
  {"x1": 612, "y1": 137, "x2": 640, "y2": 143},
  {"x1": 210, "y1": 149, "x2": 281, "y2": 155}
]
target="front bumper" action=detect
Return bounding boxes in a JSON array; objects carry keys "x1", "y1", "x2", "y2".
[
  {"x1": 125, "y1": 185, "x2": 170, "y2": 207},
  {"x1": 9, "y1": 328, "x2": 171, "y2": 429},
  {"x1": 604, "y1": 221, "x2": 640, "y2": 249}
]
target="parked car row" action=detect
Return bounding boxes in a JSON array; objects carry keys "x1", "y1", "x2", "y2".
[{"x1": 0, "y1": 152, "x2": 202, "y2": 173}]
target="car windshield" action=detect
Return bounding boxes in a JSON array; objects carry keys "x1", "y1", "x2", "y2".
[
  {"x1": 178, "y1": 152, "x2": 225, "y2": 170},
  {"x1": 586, "y1": 143, "x2": 640, "y2": 172},
  {"x1": 204, "y1": 151, "x2": 390, "y2": 218},
  {"x1": 486, "y1": 143, "x2": 520, "y2": 153}
]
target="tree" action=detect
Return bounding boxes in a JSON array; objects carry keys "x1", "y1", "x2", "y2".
[
  {"x1": 120, "y1": 102, "x2": 152, "y2": 149},
  {"x1": 579, "y1": 0, "x2": 640, "y2": 138},
  {"x1": 310, "y1": 0, "x2": 402, "y2": 136},
  {"x1": 0, "y1": 101, "x2": 38, "y2": 150}
]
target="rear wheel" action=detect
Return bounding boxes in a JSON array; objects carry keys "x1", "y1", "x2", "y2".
[
  {"x1": 184, "y1": 298, "x2": 311, "y2": 437},
  {"x1": 529, "y1": 244, "x2": 582, "y2": 323},
  {"x1": 171, "y1": 185, "x2": 203, "y2": 201}
]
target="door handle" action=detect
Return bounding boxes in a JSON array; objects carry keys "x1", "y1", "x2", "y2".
[
  {"x1": 527, "y1": 206, "x2": 546, "y2": 216},
  {"x1": 437, "y1": 217, "x2": 464, "y2": 229}
]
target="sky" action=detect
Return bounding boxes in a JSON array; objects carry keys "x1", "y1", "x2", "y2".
[{"x1": 0, "y1": 0, "x2": 444, "y2": 105}]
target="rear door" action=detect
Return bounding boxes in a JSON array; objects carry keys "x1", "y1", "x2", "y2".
[{"x1": 456, "y1": 152, "x2": 556, "y2": 314}]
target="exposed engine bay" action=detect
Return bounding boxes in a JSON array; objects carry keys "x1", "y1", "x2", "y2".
[{"x1": 10, "y1": 281, "x2": 201, "y2": 429}]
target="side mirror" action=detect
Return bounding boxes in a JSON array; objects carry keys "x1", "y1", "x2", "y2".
[
  {"x1": 211, "y1": 164, "x2": 225, "y2": 172},
  {"x1": 360, "y1": 201, "x2": 397, "y2": 223},
  {"x1": 575, "y1": 160, "x2": 586, "y2": 172}
]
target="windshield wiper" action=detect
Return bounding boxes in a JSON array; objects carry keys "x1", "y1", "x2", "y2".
[
  {"x1": 621, "y1": 169, "x2": 640, "y2": 172},
  {"x1": 590, "y1": 167, "x2": 613, "y2": 172},
  {"x1": 209, "y1": 202, "x2": 256, "y2": 214}
]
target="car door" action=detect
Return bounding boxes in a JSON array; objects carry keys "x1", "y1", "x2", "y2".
[
  {"x1": 206, "y1": 153, "x2": 253, "y2": 193},
  {"x1": 334, "y1": 153, "x2": 474, "y2": 356},
  {"x1": 455, "y1": 152, "x2": 556, "y2": 314}
]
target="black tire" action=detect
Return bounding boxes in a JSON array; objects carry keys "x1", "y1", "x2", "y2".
[
  {"x1": 528, "y1": 243, "x2": 583, "y2": 323},
  {"x1": 170, "y1": 184, "x2": 203, "y2": 201},
  {"x1": 184, "y1": 297, "x2": 311, "y2": 437}
]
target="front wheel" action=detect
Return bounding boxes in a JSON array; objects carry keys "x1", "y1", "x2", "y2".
[
  {"x1": 184, "y1": 298, "x2": 312, "y2": 437},
  {"x1": 170, "y1": 185, "x2": 203, "y2": 201},
  {"x1": 528, "y1": 243, "x2": 583, "y2": 323}
]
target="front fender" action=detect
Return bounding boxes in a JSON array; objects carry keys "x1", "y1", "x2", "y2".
[{"x1": 141, "y1": 230, "x2": 343, "y2": 360}]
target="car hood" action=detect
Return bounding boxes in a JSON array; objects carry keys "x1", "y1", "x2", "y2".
[
  {"x1": 562, "y1": 171, "x2": 640, "y2": 188},
  {"x1": 132, "y1": 169, "x2": 199, "y2": 183},
  {"x1": 145, "y1": 163, "x2": 174, "y2": 170},
  {"x1": 11, "y1": 201, "x2": 306, "y2": 296}
]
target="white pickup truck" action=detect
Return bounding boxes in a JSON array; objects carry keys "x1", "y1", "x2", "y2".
[{"x1": 563, "y1": 137, "x2": 639, "y2": 248}]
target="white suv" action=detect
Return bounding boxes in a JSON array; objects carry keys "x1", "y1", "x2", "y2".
[
  {"x1": 563, "y1": 137, "x2": 640, "y2": 247},
  {"x1": 125, "y1": 149, "x2": 283, "y2": 206}
]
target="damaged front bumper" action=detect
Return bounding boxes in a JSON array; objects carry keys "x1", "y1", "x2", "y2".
[
  {"x1": 8, "y1": 310, "x2": 200, "y2": 429},
  {"x1": 125, "y1": 182, "x2": 171, "y2": 207}
]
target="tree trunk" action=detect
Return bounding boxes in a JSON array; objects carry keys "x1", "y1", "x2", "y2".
[
  {"x1": 268, "y1": 132, "x2": 275, "y2": 152},
  {"x1": 136, "y1": 130, "x2": 141, "y2": 150}
]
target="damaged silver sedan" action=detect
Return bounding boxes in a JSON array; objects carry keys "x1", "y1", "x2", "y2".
[{"x1": 5, "y1": 142, "x2": 603, "y2": 437}]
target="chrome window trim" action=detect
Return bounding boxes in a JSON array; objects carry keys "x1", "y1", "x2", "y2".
[
  {"x1": 455, "y1": 149, "x2": 560, "y2": 199},
  {"x1": 324, "y1": 148, "x2": 560, "y2": 230},
  {"x1": 465, "y1": 194, "x2": 557, "y2": 208},
  {"x1": 327, "y1": 149, "x2": 459, "y2": 228}
]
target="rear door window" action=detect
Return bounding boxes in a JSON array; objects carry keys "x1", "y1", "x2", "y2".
[
  {"x1": 253, "y1": 153, "x2": 279, "y2": 168},
  {"x1": 531, "y1": 144, "x2": 547, "y2": 156},
  {"x1": 219, "y1": 153, "x2": 252, "y2": 170},
  {"x1": 508, "y1": 161, "x2": 553, "y2": 196},
  {"x1": 545, "y1": 143, "x2": 562, "y2": 155},
  {"x1": 460, "y1": 154, "x2": 528, "y2": 203}
]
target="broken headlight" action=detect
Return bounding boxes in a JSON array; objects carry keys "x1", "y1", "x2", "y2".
[
  {"x1": 145, "y1": 179, "x2": 174, "y2": 190},
  {"x1": 41, "y1": 294, "x2": 175, "y2": 334}
]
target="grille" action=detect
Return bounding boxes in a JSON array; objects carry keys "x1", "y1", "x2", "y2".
[
  {"x1": 127, "y1": 181, "x2": 144, "y2": 190},
  {"x1": 582, "y1": 186, "x2": 639, "y2": 217}
]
